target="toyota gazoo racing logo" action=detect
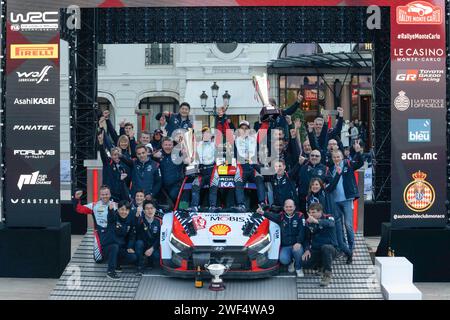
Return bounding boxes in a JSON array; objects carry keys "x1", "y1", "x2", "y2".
[
  {"x1": 13, "y1": 124, "x2": 55, "y2": 131},
  {"x1": 17, "y1": 171, "x2": 52, "y2": 190},
  {"x1": 16, "y1": 66, "x2": 53, "y2": 84},
  {"x1": 396, "y1": 69, "x2": 444, "y2": 83},
  {"x1": 10, "y1": 11, "x2": 59, "y2": 32},
  {"x1": 397, "y1": 1, "x2": 442, "y2": 25},
  {"x1": 14, "y1": 149, "x2": 56, "y2": 159}
]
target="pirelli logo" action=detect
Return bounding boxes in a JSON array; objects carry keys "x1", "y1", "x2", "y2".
[{"x1": 11, "y1": 44, "x2": 58, "y2": 59}]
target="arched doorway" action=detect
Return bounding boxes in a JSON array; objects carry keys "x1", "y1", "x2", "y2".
[{"x1": 137, "y1": 96, "x2": 179, "y2": 136}]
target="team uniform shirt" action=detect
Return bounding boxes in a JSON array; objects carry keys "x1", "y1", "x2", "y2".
[
  {"x1": 197, "y1": 141, "x2": 216, "y2": 166},
  {"x1": 235, "y1": 135, "x2": 258, "y2": 164}
]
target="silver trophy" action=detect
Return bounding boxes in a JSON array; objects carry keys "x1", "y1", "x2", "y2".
[
  {"x1": 184, "y1": 128, "x2": 199, "y2": 175},
  {"x1": 205, "y1": 263, "x2": 228, "y2": 291}
]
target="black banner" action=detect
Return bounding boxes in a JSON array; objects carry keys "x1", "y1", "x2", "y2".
[
  {"x1": 390, "y1": 0, "x2": 447, "y2": 228},
  {"x1": 5, "y1": 9, "x2": 60, "y2": 227}
]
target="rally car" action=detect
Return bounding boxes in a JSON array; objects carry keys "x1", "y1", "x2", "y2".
[{"x1": 160, "y1": 164, "x2": 281, "y2": 278}]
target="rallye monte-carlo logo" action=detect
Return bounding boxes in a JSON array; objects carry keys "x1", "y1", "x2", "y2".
[
  {"x1": 209, "y1": 224, "x2": 231, "y2": 236},
  {"x1": 403, "y1": 171, "x2": 435, "y2": 212},
  {"x1": 192, "y1": 215, "x2": 207, "y2": 231},
  {"x1": 396, "y1": 1, "x2": 442, "y2": 25}
]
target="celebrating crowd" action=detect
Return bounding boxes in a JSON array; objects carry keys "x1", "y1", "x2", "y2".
[{"x1": 74, "y1": 90, "x2": 367, "y2": 286}]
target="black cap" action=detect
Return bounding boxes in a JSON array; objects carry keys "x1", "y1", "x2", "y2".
[{"x1": 154, "y1": 129, "x2": 163, "y2": 135}]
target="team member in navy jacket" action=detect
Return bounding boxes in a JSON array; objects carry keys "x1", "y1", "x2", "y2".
[
  {"x1": 306, "y1": 177, "x2": 351, "y2": 259},
  {"x1": 74, "y1": 191, "x2": 137, "y2": 280},
  {"x1": 135, "y1": 200, "x2": 161, "y2": 275},
  {"x1": 257, "y1": 199, "x2": 307, "y2": 277},
  {"x1": 329, "y1": 141, "x2": 364, "y2": 263},
  {"x1": 302, "y1": 203, "x2": 338, "y2": 287},
  {"x1": 154, "y1": 137, "x2": 190, "y2": 203},
  {"x1": 120, "y1": 144, "x2": 162, "y2": 200},
  {"x1": 307, "y1": 107, "x2": 344, "y2": 152},
  {"x1": 98, "y1": 132, "x2": 130, "y2": 201},
  {"x1": 290, "y1": 150, "x2": 332, "y2": 213},
  {"x1": 269, "y1": 159, "x2": 298, "y2": 208},
  {"x1": 110, "y1": 200, "x2": 138, "y2": 274},
  {"x1": 164, "y1": 102, "x2": 193, "y2": 137}
]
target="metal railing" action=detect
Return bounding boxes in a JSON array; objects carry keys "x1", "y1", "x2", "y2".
[
  {"x1": 98, "y1": 48, "x2": 106, "y2": 66},
  {"x1": 145, "y1": 47, "x2": 173, "y2": 65}
]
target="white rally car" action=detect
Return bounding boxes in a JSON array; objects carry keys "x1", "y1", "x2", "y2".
[{"x1": 159, "y1": 165, "x2": 281, "y2": 278}]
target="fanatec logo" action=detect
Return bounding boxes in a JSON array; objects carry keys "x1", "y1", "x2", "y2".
[
  {"x1": 14, "y1": 150, "x2": 56, "y2": 159},
  {"x1": 10, "y1": 11, "x2": 59, "y2": 32},
  {"x1": 13, "y1": 125, "x2": 56, "y2": 131},
  {"x1": 14, "y1": 97, "x2": 56, "y2": 105},
  {"x1": 16, "y1": 66, "x2": 53, "y2": 84},
  {"x1": 17, "y1": 171, "x2": 52, "y2": 190}
]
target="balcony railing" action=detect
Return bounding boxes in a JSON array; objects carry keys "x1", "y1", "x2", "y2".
[
  {"x1": 98, "y1": 48, "x2": 106, "y2": 66},
  {"x1": 145, "y1": 47, "x2": 173, "y2": 66}
]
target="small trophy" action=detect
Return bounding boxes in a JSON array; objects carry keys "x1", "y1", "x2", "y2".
[{"x1": 205, "y1": 263, "x2": 228, "y2": 291}]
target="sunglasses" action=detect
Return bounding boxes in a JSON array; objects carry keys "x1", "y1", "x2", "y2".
[{"x1": 310, "y1": 154, "x2": 321, "y2": 157}]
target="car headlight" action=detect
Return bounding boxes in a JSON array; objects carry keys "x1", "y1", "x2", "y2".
[
  {"x1": 248, "y1": 234, "x2": 271, "y2": 253},
  {"x1": 169, "y1": 233, "x2": 191, "y2": 252}
]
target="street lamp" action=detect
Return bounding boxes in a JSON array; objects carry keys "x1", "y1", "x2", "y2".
[
  {"x1": 222, "y1": 90, "x2": 230, "y2": 108},
  {"x1": 199, "y1": 82, "x2": 231, "y2": 117}
]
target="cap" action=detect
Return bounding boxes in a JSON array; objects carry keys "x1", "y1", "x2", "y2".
[
  {"x1": 239, "y1": 120, "x2": 250, "y2": 128},
  {"x1": 154, "y1": 129, "x2": 163, "y2": 135}
]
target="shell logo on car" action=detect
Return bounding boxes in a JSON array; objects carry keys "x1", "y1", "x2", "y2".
[{"x1": 209, "y1": 224, "x2": 231, "y2": 236}]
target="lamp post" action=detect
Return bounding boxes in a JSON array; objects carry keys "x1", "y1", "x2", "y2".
[{"x1": 199, "y1": 82, "x2": 231, "y2": 126}]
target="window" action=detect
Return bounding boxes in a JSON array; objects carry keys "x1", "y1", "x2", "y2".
[
  {"x1": 278, "y1": 75, "x2": 321, "y2": 121},
  {"x1": 98, "y1": 44, "x2": 106, "y2": 66},
  {"x1": 279, "y1": 43, "x2": 322, "y2": 58},
  {"x1": 138, "y1": 97, "x2": 179, "y2": 132},
  {"x1": 216, "y1": 43, "x2": 238, "y2": 54},
  {"x1": 145, "y1": 44, "x2": 174, "y2": 65}
]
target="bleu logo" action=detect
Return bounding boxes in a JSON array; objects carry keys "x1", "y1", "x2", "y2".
[{"x1": 408, "y1": 119, "x2": 431, "y2": 142}]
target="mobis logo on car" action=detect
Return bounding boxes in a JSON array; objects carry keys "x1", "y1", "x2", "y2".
[{"x1": 397, "y1": 1, "x2": 442, "y2": 25}]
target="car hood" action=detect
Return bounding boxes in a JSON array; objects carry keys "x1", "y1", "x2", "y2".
[{"x1": 184, "y1": 212, "x2": 264, "y2": 247}]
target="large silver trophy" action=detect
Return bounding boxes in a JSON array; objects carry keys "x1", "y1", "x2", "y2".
[
  {"x1": 205, "y1": 263, "x2": 228, "y2": 291},
  {"x1": 184, "y1": 128, "x2": 199, "y2": 175},
  {"x1": 253, "y1": 73, "x2": 279, "y2": 121}
]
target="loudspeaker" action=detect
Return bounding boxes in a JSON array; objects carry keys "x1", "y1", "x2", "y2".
[{"x1": 0, "y1": 223, "x2": 71, "y2": 278}]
